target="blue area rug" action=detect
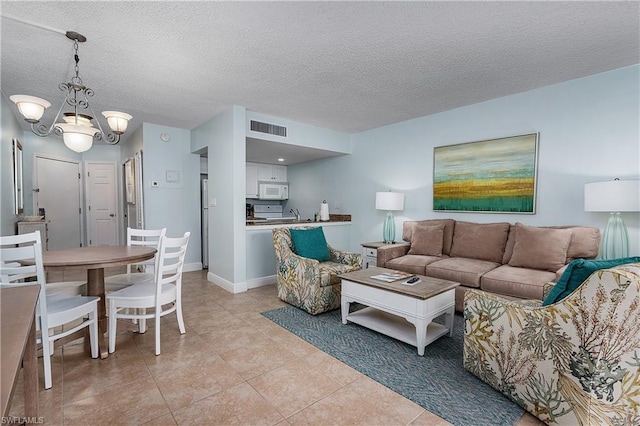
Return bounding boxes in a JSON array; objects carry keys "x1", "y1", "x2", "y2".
[{"x1": 262, "y1": 305, "x2": 524, "y2": 426}]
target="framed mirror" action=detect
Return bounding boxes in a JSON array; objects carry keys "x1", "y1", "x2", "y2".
[{"x1": 12, "y1": 139, "x2": 24, "y2": 215}]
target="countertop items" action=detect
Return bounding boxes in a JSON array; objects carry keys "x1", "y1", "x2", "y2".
[{"x1": 246, "y1": 214, "x2": 351, "y2": 227}]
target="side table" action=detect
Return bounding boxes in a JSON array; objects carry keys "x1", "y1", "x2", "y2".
[{"x1": 360, "y1": 241, "x2": 389, "y2": 269}]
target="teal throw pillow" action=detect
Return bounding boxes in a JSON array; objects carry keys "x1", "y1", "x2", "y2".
[
  {"x1": 542, "y1": 256, "x2": 640, "y2": 306},
  {"x1": 289, "y1": 227, "x2": 330, "y2": 262}
]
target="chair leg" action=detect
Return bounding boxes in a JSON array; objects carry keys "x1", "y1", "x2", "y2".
[
  {"x1": 89, "y1": 308, "x2": 99, "y2": 359},
  {"x1": 154, "y1": 313, "x2": 161, "y2": 356},
  {"x1": 139, "y1": 308, "x2": 147, "y2": 334},
  {"x1": 176, "y1": 300, "x2": 186, "y2": 334},
  {"x1": 108, "y1": 300, "x2": 117, "y2": 354},
  {"x1": 41, "y1": 323, "x2": 53, "y2": 390}
]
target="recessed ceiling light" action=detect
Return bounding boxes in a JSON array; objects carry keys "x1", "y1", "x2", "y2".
[{"x1": 277, "y1": 158, "x2": 285, "y2": 162}]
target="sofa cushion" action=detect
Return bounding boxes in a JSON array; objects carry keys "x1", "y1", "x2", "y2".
[
  {"x1": 449, "y1": 221, "x2": 510, "y2": 263},
  {"x1": 508, "y1": 223, "x2": 572, "y2": 272},
  {"x1": 289, "y1": 227, "x2": 330, "y2": 262},
  {"x1": 426, "y1": 257, "x2": 500, "y2": 288},
  {"x1": 481, "y1": 265, "x2": 556, "y2": 300},
  {"x1": 503, "y1": 225, "x2": 600, "y2": 264},
  {"x1": 547, "y1": 226, "x2": 601, "y2": 261},
  {"x1": 385, "y1": 254, "x2": 443, "y2": 276},
  {"x1": 403, "y1": 219, "x2": 455, "y2": 255},
  {"x1": 542, "y1": 256, "x2": 640, "y2": 305},
  {"x1": 407, "y1": 224, "x2": 445, "y2": 256}
]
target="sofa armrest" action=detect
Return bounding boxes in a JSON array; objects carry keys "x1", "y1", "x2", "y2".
[
  {"x1": 376, "y1": 243, "x2": 410, "y2": 267},
  {"x1": 329, "y1": 246, "x2": 362, "y2": 268}
]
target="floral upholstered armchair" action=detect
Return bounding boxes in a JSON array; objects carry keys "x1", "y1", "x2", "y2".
[
  {"x1": 463, "y1": 262, "x2": 640, "y2": 425},
  {"x1": 272, "y1": 227, "x2": 362, "y2": 315}
]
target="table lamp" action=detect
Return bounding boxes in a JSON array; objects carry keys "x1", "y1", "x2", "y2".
[
  {"x1": 375, "y1": 191, "x2": 405, "y2": 244},
  {"x1": 584, "y1": 179, "x2": 640, "y2": 259}
]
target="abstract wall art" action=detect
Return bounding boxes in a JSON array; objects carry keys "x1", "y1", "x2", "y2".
[{"x1": 433, "y1": 133, "x2": 539, "y2": 213}]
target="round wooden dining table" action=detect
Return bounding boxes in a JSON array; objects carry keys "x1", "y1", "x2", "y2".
[{"x1": 41, "y1": 246, "x2": 156, "y2": 358}]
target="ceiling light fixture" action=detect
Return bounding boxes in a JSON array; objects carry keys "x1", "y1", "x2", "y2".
[{"x1": 10, "y1": 31, "x2": 132, "y2": 153}]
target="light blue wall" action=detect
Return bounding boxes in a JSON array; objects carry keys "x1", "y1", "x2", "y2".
[
  {"x1": 289, "y1": 65, "x2": 640, "y2": 255},
  {"x1": 142, "y1": 123, "x2": 201, "y2": 267},
  {"x1": 1, "y1": 95, "x2": 23, "y2": 235},
  {"x1": 191, "y1": 106, "x2": 247, "y2": 286}
]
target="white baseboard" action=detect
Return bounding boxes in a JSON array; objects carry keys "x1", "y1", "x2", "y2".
[
  {"x1": 207, "y1": 271, "x2": 248, "y2": 294},
  {"x1": 183, "y1": 262, "x2": 202, "y2": 273},
  {"x1": 247, "y1": 275, "x2": 277, "y2": 289}
]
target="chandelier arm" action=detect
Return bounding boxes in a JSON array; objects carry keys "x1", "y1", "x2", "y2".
[
  {"x1": 84, "y1": 96, "x2": 120, "y2": 145},
  {"x1": 94, "y1": 131, "x2": 121, "y2": 145},
  {"x1": 28, "y1": 87, "x2": 74, "y2": 137}
]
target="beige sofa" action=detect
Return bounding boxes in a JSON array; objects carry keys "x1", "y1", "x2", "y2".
[{"x1": 377, "y1": 219, "x2": 601, "y2": 311}]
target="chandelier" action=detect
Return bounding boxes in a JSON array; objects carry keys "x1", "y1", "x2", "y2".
[{"x1": 10, "y1": 31, "x2": 131, "y2": 153}]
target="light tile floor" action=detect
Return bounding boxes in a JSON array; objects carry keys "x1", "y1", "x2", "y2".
[{"x1": 8, "y1": 269, "x2": 544, "y2": 425}]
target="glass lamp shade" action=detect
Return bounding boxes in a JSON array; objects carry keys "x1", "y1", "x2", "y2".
[
  {"x1": 102, "y1": 111, "x2": 132, "y2": 134},
  {"x1": 56, "y1": 123, "x2": 99, "y2": 153},
  {"x1": 10, "y1": 95, "x2": 51, "y2": 123}
]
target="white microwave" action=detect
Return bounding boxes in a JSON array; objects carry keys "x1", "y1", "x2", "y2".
[{"x1": 258, "y1": 182, "x2": 289, "y2": 200}]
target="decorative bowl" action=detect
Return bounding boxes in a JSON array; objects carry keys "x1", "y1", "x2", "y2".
[{"x1": 22, "y1": 215, "x2": 44, "y2": 222}]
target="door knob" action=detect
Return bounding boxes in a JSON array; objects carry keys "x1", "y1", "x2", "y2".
[{"x1": 109, "y1": 213, "x2": 115, "y2": 217}]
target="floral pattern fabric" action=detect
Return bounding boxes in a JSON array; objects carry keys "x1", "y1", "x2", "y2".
[
  {"x1": 272, "y1": 227, "x2": 362, "y2": 315},
  {"x1": 463, "y1": 262, "x2": 640, "y2": 425}
]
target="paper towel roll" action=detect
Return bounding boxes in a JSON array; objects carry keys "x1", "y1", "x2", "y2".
[{"x1": 320, "y1": 200, "x2": 329, "y2": 221}]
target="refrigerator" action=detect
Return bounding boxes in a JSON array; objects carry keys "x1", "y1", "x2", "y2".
[{"x1": 201, "y1": 178, "x2": 208, "y2": 268}]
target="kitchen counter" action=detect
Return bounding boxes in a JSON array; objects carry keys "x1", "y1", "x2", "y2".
[{"x1": 246, "y1": 220, "x2": 351, "y2": 229}]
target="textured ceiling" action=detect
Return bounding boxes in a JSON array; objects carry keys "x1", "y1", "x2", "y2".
[{"x1": 1, "y1": 1, "x2": 639, "y2": 147}]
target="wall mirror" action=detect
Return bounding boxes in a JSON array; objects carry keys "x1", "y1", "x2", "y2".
[{"x1": 12, "y1": 139, "x2": 24, "y2": 214}]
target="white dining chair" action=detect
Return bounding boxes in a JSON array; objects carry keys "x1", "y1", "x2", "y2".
[
  {"x1": 107, "y1": 232, "x2": 190, "y2": 355},
  {"x1": 104, "y1": 227, "x2": 167, "y2": 292},
  {"x1": 0, "y1": 231, "x2": 100, "y2": 389}
]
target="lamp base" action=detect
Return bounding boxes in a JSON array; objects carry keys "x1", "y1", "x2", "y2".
[
  {"x1": 601, "y1": 212, "x2": 629, "y2": 260},
  {"x1": 383, "y1": 212, "x2": 395, "y2": 244}
]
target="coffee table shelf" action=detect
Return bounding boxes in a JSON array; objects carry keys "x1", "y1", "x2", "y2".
[{"x1": 347, "y1": 307, "x2": 450, "y2": 349}]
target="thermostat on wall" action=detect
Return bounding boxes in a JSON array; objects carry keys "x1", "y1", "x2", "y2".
[
  {"x1": 160, "y1": 133, "x2": 171, "y2": 142},
  {"x1": 166, "y1": 170, "x2": 180, "y2": 183}
]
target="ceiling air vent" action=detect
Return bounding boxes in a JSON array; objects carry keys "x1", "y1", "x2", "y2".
[{"x1": 250, "y1": 120, "x2": 287, "y2": 137}]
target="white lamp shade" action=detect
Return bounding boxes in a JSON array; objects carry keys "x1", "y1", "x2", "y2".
[
  {"x1": 375, "y1": 191, "x2": 405, "y2": 211},
  {"x1": 102, "y1": 111, "x2": 132, "y2": 134},
  {"x1": 10, "y1": 95, "x2": 51, "y2": 122},
  {"x1": 56, "y1": 123, "x2": 99, "y2": 153},
  {"x1": 585, "y1": 180, "x2": 640, "y2": 212},
  {"x1": 63, "y1": 114, "x2": 93, "y2": 127}
]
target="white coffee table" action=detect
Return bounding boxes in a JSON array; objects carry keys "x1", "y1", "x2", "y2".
[{"x1": 340, "y1": 267, "x2": 459, "y2": 356}]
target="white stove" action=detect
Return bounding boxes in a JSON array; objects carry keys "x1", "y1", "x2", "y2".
[{"x1": 252, "y1": 204, "x2": 296, "y2": 221}]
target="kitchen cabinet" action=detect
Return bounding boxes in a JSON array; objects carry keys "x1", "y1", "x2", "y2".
[
  {"x1": 246, "y1": 162, "x2": 258, "y2": 198},
  {"x1": 257, "y1": 164, "x2": 287, "y2": 182}
]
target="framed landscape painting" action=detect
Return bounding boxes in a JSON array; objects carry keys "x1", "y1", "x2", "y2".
[{"x1": 433, "y1": 133, "x2": 539, "y2": 213}]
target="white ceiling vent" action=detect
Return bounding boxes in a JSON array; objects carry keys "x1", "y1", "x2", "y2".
[{"x1": 250, "y1": 120, "x2": 287, "y2": 137}]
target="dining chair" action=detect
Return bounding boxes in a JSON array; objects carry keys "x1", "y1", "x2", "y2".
[
  {"x1": 104, "y1": 227, "x2": 167, "y2": 292},
  {"x1": 0, "y1": 231, "x2": 100, "y2": 389},
  {"x1": 107, "y1": 232, "x2": 190, "y2": 355}
]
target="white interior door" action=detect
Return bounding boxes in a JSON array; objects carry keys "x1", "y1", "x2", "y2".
[
  {"x1": 34, "y1": 155, "x2": 82, "y2": 249},
  {"x1": 86, "y1": 161, "x2": 118, "y2": 246}
]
